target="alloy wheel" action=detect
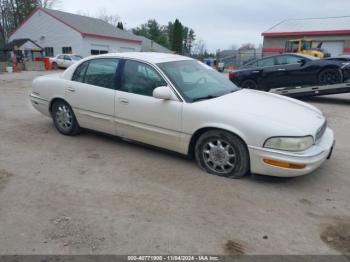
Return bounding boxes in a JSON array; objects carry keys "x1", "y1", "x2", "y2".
[
  {"x1": 202, "y1": 139, "x2": 236, "y2": 174},
  {"x1": 55, "y1": 104, "x2": 73, "y2": 131}
]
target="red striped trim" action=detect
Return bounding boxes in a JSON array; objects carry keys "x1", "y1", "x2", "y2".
[
  {"x1": 82, "y1": 33, "x2": 141, "y2": 44},
  {"x1": 262, "y1": 48, "x2": 284, "y2": 53},
  {"x1": 9, "y1": 7, "x2": 142, "y2": 44},
  {"x1": 262, "y1": 30, "x2": 350, "y2": 36},
  {"x1": 344, "y1": 47, "x2": 350, "y2": 53}
]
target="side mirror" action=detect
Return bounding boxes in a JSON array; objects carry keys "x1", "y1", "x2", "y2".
[
  {"x1": 297, "y1": 58, "x2": 306, "y2": 65},
  {"x1": 153, "y1": 86, "x2": 173, "y2": 100}
]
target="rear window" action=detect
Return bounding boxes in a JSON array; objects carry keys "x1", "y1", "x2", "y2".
[{"x1": 84, "y1": 59, "x2": 119, "y2": 89}]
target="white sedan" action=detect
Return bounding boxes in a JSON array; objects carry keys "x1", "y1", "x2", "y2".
[
  {"x1": 50, "y1": 54, "x2": 83, "y2": 69},
  {"x1": 30, "y1": 52, "x2": 335, "y2": 178}
]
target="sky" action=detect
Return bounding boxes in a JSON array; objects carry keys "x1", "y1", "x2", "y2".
[{"x1": 58, "y1": 0, "x2": 350, "y2": 52}]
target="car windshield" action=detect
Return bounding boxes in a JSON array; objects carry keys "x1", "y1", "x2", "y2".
[
  {"x1": 157, "y1": 60, "x2": 239, "y2": 102},
  {"x1": 71, "y1": 55, "x2": 83, "y2": 61}
]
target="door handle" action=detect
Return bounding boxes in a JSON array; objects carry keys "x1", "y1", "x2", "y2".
[
  {"x1": 252, "y1": 70, "x2": 260, "y2": 73},
  {"x1": 67, "y1": 87, "x2": 75, "y2": 92},
  {"x1": 277, "y1": 68, "x2": 286, "y2": 71},
  {"x1": 119, "y1": 98, "x2": 129, "y2": 104}
]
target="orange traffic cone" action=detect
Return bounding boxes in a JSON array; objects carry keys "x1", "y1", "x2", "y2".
[{"x1": 13, "y1": 63, "x2": 20, "y2": 72}]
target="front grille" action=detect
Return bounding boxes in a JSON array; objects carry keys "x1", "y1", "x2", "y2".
[{"x1": 316, "y1": 120, "x2": 327, "y2": 142}]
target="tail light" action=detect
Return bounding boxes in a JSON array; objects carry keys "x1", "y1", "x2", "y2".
[{"x1": 228, "y1": 72, "x2": 236, "y2": 79}]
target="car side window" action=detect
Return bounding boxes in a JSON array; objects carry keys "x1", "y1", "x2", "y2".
[
  {"x1": 120, "y1": 60, "x2": 167, "y2": 96},
  {"x1": 242, "y1": 61, "x2": 258, "y2": 68},
  {"x1": 64, "y1": 55, "x2": 72, "y2": 61},
  {"x1": 275, "y1": 55, "x2": 300, "y2": 65},
  {"x1": 83, "y1": 59, "x2": 119, "y2": 89},
  {"x1": 72, "y1": 61, "x2": 89, "y2": 82},
  {"x1": 57, "y1": 55, "x2": 64, "y2": 59},
  {"x1": 257, "y1": 57, "x2": 275, "y2": 67}
]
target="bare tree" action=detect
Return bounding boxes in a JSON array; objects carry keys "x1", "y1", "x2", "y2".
[
  {"x1": 97, "y1": 8, "x2": 120, "y2": 27},
  {"x1": 239, "y1": 43, "x2": 255, "y2": 50},
  {"x1": 37, "y1": 0, "x2": 61, "y2": 9},
  {"x1": 77, "y1": 8, "x2": 121, "y2": 28},
  {"x1": 193, "y1": 38, "x2": 206, "y2": 55},
  {"x1": 229, "y1": 44, "x2": 238, "y2": 50}
]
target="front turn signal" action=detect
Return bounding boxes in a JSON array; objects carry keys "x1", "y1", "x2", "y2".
[{"x1": 263, "y1": 159, "x2": 306, "y2": 169}]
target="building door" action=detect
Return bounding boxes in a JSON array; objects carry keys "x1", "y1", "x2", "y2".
[
  {"x1": 120, "y1": 47, "x2": 135, "y2": 52},
  {"x1": 315, "y1": 41, "x2": 344, "y2": 56}
]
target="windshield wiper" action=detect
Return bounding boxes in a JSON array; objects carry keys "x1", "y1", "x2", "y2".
[{"x1": 192, "y1": 95, "x2": 218, "y2": 102}]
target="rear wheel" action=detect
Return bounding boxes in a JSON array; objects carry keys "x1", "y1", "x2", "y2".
[
  {"x1": 241, "y1": 79, "x2": 258, "y2": 90},
  {"x1": 52, "y1": 100, "x2": 81, "y2": 135},
  {"x1": 318, "y1": 68, "x2": 342, "y2": 85},
  {"x1": 195, "y1": 130, "x2": 250, "y2": 179}
]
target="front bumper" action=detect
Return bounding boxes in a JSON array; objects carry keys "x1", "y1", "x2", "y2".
[{"x1": 248, "y1": 127, "x2": 334, "y2": 177}]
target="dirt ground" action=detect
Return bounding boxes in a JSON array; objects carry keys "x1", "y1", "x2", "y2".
[{"x1": 0, "y1": 71, "x2": 349, "y2": 255}]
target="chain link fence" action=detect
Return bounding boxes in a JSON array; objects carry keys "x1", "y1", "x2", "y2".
[{"x1": 217, "y1": 49, "x2": 278, "y2": 69}]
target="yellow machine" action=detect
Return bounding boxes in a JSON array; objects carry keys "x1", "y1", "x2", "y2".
[{"x1": 285, "y1": 39, "x2": 330, "y2": 58}]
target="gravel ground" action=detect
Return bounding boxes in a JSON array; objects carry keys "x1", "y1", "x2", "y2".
[{"x1": 0, "y1": 71, "x2": 349, "y2": 255}]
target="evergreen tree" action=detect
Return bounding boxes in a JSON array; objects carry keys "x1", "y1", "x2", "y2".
[
  {"x1": 117, "y1": 21, "x2": 123, "y2": 30},
  {"x1": 133, "y1": 19, "x2": 169, "y2": 48},
  {"x1": 133, "y1": 18, "x2": 195, "y2": 54},
  {"x1": 172, "y1": 19, "x2": 183, "y2": 54},
  {"x1": 187, "y1": 29, "x2": 196, "y2": 54}
]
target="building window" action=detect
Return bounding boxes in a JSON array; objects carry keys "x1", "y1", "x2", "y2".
[
  {"x1": 62, "y1": 47, "x2": 72, "y2": 54},
  {"x1": 91, "y1": 49, "x2": 108, "y2": 55},
  {"x1": 44, "y1": 47, "x2": 54, "y2": 57}
]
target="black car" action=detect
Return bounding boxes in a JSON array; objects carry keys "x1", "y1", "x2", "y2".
[
  {"x1": 325, "y1": 55, "x2": 350, "y2": 62},
  {"x1": 229, "y1": 53, "x2": 350, "y2": 91}
]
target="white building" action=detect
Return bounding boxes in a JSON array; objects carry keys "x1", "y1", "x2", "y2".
[{"x1": 9, "y1": 7, "x2": 156, "y2": 57}]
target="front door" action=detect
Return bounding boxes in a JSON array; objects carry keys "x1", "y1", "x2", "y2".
[
  {"x1": 115, "y1": 59, "x2": 183, "y2": 152},
  {"x1": 256, "y1": 56, "x2": 282, "y2": 89},
  {"x1": 273, "y1": 55, "x2": 308, "y2": 87},
  {"x1": 65, "y1": 58, "x2": 119, "y2": 134}
]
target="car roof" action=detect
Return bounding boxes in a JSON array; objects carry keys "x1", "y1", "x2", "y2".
[
  {"x1": 57, "y1": 54, "x2": 81, "y2": 56},
  {"x1": 94, "y1": 52, "x2": 193, "y2": 64},
  {"x1": 262, "y1": 53, "x2": 317, "y2": 60}
]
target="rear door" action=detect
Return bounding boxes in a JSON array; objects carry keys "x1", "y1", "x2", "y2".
[
  {"x1": 256, "y1": 56, "x2": 282, "y2": 89},
  {"x1": 65, "y1": 58, "x2": 119, "y2": 134},
  {"x1": 63, "y1": 55, "x2": 73, "y2": 68},
  {"x1": 56, "y1": 55, "x2": 64, "y2": 67}
]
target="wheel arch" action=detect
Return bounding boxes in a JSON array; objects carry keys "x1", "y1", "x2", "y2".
[
  {"x1": 187, "y1": 126, "x2": 249, "y2": 159},
  {"x1": 49, "y1": 97, "x2": 70, "y2": 115},
  {"x1": 318, "y1": 65, "x2": 344, "y2": 81}
]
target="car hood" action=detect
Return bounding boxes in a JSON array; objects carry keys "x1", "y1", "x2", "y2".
[{"x1": 198, "y1": 89, "x2": 325, "y2": 137}]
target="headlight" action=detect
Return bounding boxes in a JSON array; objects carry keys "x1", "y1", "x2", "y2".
[{"x1": 264, "y1": 136, "x2": 314, "y2": 151}]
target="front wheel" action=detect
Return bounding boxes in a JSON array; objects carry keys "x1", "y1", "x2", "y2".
[
  {"x1": 52, "y1": 100, "x2": 81, "y2": 135},
  {"x1": 195, "y1": 130, "x2": 250, "y2": 179},
  {"x1": 318, "y1": 68, "x2": 342, "y2": 85}
]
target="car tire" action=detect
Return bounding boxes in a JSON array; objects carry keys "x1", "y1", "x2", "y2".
[
  {"x1": 318, "y1": 68, "x2": 343, "y2": 85},
  {"x1": 52, "y1": 62, "x2": 58, "y2": 70},
  {"x1": 241, "y1": 79, "x2": 258, "y2": 90},
  {"x1": 52, "y1": 100, "x2": 81, "y2": 136},
  {"x1": 195, "y1": 130, "x2": 250, "y2": 179}
]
